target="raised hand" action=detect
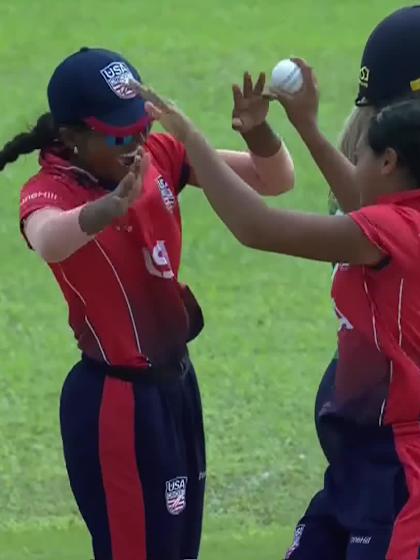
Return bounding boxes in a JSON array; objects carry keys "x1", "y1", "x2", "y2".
[
  {"x1": 232, "y1": 72, "x2": 269, "y2": 133},
  {"x1": 111, "y1": 149, "x2": 149, "y2": 216},
  {"x1": 268, "y1": 58, "x2": 319, "y2": 132},
  {"x1": 129, "y1": 80, "x2": 195, "y2": 143}
]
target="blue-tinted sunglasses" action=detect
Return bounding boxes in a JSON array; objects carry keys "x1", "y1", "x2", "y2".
[{"x1": 105, "y1": 134, "x2": 137, "y2": 147}]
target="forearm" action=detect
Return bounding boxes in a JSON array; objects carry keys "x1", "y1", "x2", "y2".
[
  {"x1": 183, "y1": 128, "x2": 381, "y2": 265},
  {"x1": 240, "y1": 120, "x2": 282, "y2": 157},
  {"x1": 25, "y1": 197, "x2": 120, "y2": 263},
  {"x1": 241, "y1": 121, "x2": 294, "y2": 193},
  {"x1": 218, "y1": 147, "x2": 294, "y2": 195},
  {"x1": 185, "y1": 129, "x2": 270, "y2": 246},
  {"x1": 297, "y1": 123, "x2": 360, "y2": 212},
  {"x1": 25, "y1": 207, "x2": 94, "y2": 263}
]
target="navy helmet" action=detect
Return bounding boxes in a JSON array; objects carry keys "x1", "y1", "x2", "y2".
[
  {"x1": 48, "y1": 47, "x2": 151, "y2": 136},
  {"x1": 356, "y1": 6, "x2": 420, "y2": 108}
]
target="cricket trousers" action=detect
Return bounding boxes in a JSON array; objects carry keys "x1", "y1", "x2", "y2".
[{"x1": 60, "y1": 353, "x2": 206, "y2": 560}]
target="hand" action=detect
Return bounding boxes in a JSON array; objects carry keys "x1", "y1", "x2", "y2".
[
  {"x1": 109, "y1": 149, "x2": 149, "y2": 217},
  {"x1": 268, "y1": 58, "x2": 319, "y2": 132},
  {"x1": 232, "y1": 72, "x2": 269, "y2": 133},
  {"x1": 79, "y1": 150, "x2": 149, "y2": 235},
  {"x1": 129, "y1": 80, "x2": 195, "y2": 143}
]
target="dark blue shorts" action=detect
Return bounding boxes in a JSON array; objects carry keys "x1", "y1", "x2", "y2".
[
  {"x1": 284, "y1": 510, "x2": 392, "y2": 560},
  {"x1": 284, "y1": 487, "x2": 420, "y2": 560},
  {"x1": 60, "y1": 354, "x2": 206, "y2": 560}
]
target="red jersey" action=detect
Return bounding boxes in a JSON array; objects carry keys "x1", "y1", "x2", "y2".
[
  {"x1": 331, "y1": 191, "x2": 420, "y2": 428},
  {"x1": 315, "y1": 191, "x2": 420, "y2": 556},
  {"x1": 19, "y1": 134, "x2": 203, "y2": 368}
]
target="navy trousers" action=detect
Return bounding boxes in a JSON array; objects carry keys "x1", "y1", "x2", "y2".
[{"x1": 60, "y1": 354, "x2": 206, "y2": 560}]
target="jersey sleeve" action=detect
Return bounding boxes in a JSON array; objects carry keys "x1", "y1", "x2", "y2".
[
  {"x1": 20, "y1": 174, "x2": 79, "y2": 223},
  {"x1": 146, "y1": 133, "x2": 190, "y2": 194},
  {"x1": 350, "y1": 203, "x2": 420, "y2": 269}
]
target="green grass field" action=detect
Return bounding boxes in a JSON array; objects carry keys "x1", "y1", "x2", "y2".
[{"x1": 0, "y1": 0, "x2": 407, "y2": 557}]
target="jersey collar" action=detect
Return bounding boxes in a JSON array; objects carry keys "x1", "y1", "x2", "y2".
[
  {"x1": 376, "y1": 189, "x2": 420, "y2": 205},
  {"x1": 39, "y1": 147, "x2": 118, "y2": 191}
]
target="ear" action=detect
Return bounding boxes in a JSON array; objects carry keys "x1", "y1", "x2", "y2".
[
  {"x1": 59, "y1": 126, "x2": 85, "y2": 151},
  {"x1": 380, "y1": 147, "x2": 399, "y2": 177}
]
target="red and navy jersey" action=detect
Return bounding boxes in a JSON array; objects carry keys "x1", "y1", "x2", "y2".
[
  {"x1": 329, "y1": 191, "x2": 420, "y2": 428},
  {"x1": 315, "y1": 191, "x2": 420, "y2": 538},
  {"x1": 19, "y1": 134, "x2": 204, "y2": 368},
  {"x1": 317, "y1": 190, "x2": 420, "y2": 453}
]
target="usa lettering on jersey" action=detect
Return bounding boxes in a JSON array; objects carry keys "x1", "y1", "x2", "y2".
[
  {"x1": 156, "y1": 176, "x2": 175, "y2": 211},
  {"x1": 143, "y1": 240, "x2": 174, "y2": 279}
]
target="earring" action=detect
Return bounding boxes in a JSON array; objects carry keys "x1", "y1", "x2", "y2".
[{"x1": 73, "y1": 145, "x2": 79, "y2": 155}]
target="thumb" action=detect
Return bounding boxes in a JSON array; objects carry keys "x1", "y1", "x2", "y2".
[
  {"x1": 139, "y1": 151, "x2": 150, "y2": 180},
  {"x1": 269, "y1": 86, "x2": 294, "y2": 106},
  {"x1": 115, "y1": 171, "x2": 135, "y2": 199},
  {"x1": 232, "y1": 116, "x2": 245, "y2": 132}
]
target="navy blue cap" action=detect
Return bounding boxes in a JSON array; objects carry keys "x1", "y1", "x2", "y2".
[
  {"x1": 47, "y1": 47, "x2": 151, "y2": 136},
  {"x1": 356, "y1": 6, "x2": 420, "y2": 108}
]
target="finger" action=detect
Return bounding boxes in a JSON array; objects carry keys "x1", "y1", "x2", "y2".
[
  {"x1": 116, "y1": 171, "x2": 135, "y2": 199},
  {"x1": 254, "y1": 72, "x2": 266, "y2": 95},
  {"x1": 145, "y1": 101, "x2": 163, "y2": 121},
  {"x1": 232, "y1": 84, "x2": 243, "y2": 108},
  {"x1": 262, "y1": 87, "x2": 278, "y2": 101},
  {"x1": 139, "y1": 151, "x2": 151, "y2": 180},
  {"x1": 243, "y1": 72, "x2": 253, "y2": 98},
  {"x1": 127, "y1": 78, "x2": 142, "y2": 96},
  {"x1": 290, "y1": 57, "x2": 315, "y2": 90},
  {"x1": 131, "y1": 153, "x2": 142, "y2": 178},
  {"x1": 232, "y1": 114, "x2": 255, "y2": 132},
  {"x1": 232, "y1": 117, "x2": 244, "y2": 132},
  {"x1": 309, "y1": 67, "x2": 319, "y2": 90},
  {"x1": 136, "y1": 83, "x2": 169, "y2": 111}
]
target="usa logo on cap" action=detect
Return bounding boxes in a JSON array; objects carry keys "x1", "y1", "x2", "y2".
[
  {"x1": 165, "y1": 476, "x2": 188, "y2": 515},
  {"x1": 100, "y1": 61, "x2": 136, "y2": 99}
]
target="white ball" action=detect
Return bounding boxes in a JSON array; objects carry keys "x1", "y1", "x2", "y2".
[{"x1": 270, "y1": 59, "x2": 303, "y2": 94}]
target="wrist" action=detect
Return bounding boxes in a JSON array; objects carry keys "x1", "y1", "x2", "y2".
[
  {"x1": 79, "y1": 195, "x2": 120, "y2": 235},
  {"x1": 293, "y1": 117, "x2": 318, "y2": 137},
  {"x1": 241, "y1": 121, "x2": 282, "y2": 157},
  {"x1": 184, "y1": 125, "x2": 202, "y2": 151}
]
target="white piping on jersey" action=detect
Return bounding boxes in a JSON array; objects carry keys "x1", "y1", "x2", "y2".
[
  {"x1": 378, "y1": 277, "x2": 405, "y2": 426},
  {"x1": 363, "y1": 280, "x2": 381, "y2": 352},
  {"x1": 53, "y1": 164, "x2": 98, "y2": 183},
  {"x1": 378, "y1": 394, "x2": 387, "y2": 427},
  {"x1": 94, "y1": 240, "x2": 143, "y2": 355},
  {"x1": 59, "y1": 266, "x2": 110, "y2": 364},
  {"x1": 363, "y1": 278, "x2": 386, "y2": 426},
  {"x1": 398, "y1": 278, "x2": 404, "y2": 348}
]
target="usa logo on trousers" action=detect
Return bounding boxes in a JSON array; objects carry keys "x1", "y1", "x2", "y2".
[{"x1": 165, "y1": 476, "x2": 188, "y2": 515}]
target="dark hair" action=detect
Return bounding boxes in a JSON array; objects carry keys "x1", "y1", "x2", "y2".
[
  {"x1": 0, "y1": 113, "x2": 58, "y2": 171},
  {"x1": 368, "y1": 98, "x2": 420, "y2": 184}
]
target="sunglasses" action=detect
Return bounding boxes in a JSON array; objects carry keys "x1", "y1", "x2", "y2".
[
  {"x1": 103, "y1": 124, "x2": 151, "y2": 148},
  {"x1": 105, "y1": 134, "x2": 137, "y2": 147}
]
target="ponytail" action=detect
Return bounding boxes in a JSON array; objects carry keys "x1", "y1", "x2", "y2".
[{"x1": 0, "y1": 113, "x2": 58, "y2": 171}]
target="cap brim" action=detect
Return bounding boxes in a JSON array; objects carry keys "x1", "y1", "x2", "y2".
[{"x1": 84, "y1": 97, "x2": 152, "y2": 136}]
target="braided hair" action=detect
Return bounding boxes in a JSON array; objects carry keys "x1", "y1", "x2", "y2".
[{"x1": 0, "y1": 113, "x2": 58, "y2": 170}]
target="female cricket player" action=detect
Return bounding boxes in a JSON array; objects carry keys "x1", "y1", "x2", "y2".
[
  {"x1": 6, "y1": 47, "x2": 294, "y2": 560},
  {"x1": 288, "y1": 8, "x2": 420, "y2": 558},
  {"x1": 137, "y1": 64, "x2": 420, "y2": 560}
]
